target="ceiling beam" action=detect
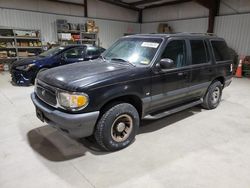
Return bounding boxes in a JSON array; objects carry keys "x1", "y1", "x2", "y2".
[
  {"x1": 48, "y1": 0, "x2": 84, "y2": 6},
  {"x1": 144, "y1": 0, "x2": 192, "y2": 9},
  {"x1": 194, "y1": 0, "x2": 221, "y2": 33},
  {"x1": 129, "y1": 0, "x2": 162, "y2": 7},
  {"x1": 98, "y1": 0, "x2": 140, "y2": 11},
  {"x1": 84, "y1": 0, "x2": 88, "y2": 17},
  {"x1": 193, "y1": 0, "x2": 211, "y2": 9}
]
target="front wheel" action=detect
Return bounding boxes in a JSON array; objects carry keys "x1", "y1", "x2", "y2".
[
  {"x1": 202, "y1": 81, "x2": 223, "y2": 110},
  {"x1": 94, "y1": 103, "x2": 140, "y2": 151}
]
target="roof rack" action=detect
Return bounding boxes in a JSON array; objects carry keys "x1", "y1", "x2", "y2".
[{"x1": 177, "y1": 32, "x2": 217, "y2": 36}]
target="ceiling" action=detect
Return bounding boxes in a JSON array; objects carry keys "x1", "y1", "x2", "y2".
[
  {"x1": 99, "y1": 0, "x2": 194, "y2": 10},
  {"x1": 122, "y1": 0, "x2": 185, "y2": 9},
  {"x1": 51, "y1": 0, "x2": 194, "y2": 10}
]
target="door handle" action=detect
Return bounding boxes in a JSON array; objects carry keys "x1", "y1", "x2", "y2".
[{"x1": 178, "y1": 72, "x2": 184, "y2": 76}]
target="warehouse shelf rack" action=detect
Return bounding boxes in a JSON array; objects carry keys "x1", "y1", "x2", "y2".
[
  {"x1": 0, "y1": 27, "x2": 42, "y2": 68},
  {"x1": 56, "y1": 20, "x2": 98, "y2": 46}
]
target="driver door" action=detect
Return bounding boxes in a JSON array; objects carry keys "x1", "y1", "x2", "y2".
[
  {"x1": 150, "y1": 38, "x2": 192, "y2": 112},
  {"x1": 61, "y1": 47, "x2": 85, "y2": 65}
]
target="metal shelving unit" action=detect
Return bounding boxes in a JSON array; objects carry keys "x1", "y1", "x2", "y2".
[
  {"x1": 56, "y1": 20, "x2": 98, "y2": 46},
  {"x1": 0, "y1": 27, "x2": 42, "y2": 68}
]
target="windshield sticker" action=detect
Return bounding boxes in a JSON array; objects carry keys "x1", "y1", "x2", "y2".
[
  {"x1": 140, "y1": 60, "x2": 150, "y2": 65},
  {"x1": 141, "y1": 42, "x2": 159, "y2": 48}
]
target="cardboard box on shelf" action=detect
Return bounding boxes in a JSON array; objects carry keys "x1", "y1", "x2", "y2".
[
  {"x1": 18, "y1": 51, "x2": 28, "y2": 57},
  {"x1": 87, "y1": 27, "x2": 94, "y2": 33},
  {"x1": 93, "y1": 26, "x2": 99, "y2": 33},
  {"x1": 86, "y1": 20, "x2": 95, "y2": 27},
  {"x1": 20, "y1": 42, "x2": 29, "y2": 47},
  {"x1": 58, "y1": 33, "x2": 72, "y2": 40},
  {"x1": 0, "y1": 51, "x2": 8, "y2": 58}
]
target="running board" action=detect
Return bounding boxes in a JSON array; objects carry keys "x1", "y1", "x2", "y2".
[{"x1": 144, "y1": 99, "x2": 203, "y2": 120}]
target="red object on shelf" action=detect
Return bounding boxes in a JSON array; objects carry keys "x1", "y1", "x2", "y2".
[
  {"x1": 0, "y1": 64, "x2": 4, "y2": 71},
  {"x1": 72, "y1": 34, "x2": 80, "y2": 40}
]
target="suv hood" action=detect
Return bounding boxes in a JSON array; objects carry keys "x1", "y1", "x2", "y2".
[{"x1": 38, "y1": 60, "x2": 134, "y2": 91}]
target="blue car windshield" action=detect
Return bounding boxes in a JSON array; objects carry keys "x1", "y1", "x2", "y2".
[
  {"x1": 39, "y1": 46, "x2": 65, "y2": 57},
  {"x1": 103, "y1": 37, "x2": 163, "y2": 66}
]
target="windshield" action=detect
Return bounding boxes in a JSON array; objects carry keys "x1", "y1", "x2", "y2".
[
  {"x1": 39, "y1": 46, "x2": 65, "y2": 57},
  {"x1": 103, "y1": 38, "x2": 162, "y2": 66}
]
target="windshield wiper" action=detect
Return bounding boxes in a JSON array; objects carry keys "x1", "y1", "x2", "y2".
[
  {"x1": 99, "y1": 55, "x2": 106, "y2": 61},
  {"x1": 111, "y1": 58, "x2": 136, "y2": 67}
]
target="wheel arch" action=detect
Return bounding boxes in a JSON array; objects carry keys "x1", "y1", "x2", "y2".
[
  {"x1": 99, "y1": 94, "x2": 143, "y2": 118},
  {"x1": 213, "y1": 76, "x2": 225, "y2": 87}
]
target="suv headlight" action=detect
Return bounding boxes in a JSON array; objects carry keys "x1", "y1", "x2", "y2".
[{"x1": 57, "y1": 91, "x2": 89, "y2": 111}]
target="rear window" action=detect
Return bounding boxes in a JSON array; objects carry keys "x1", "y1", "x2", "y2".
[
  {"x1": 190, "y1": 40, "x2": 208, "y2": 65},
  {"x1": 211, "y1": 40, "x2": 230, "y2": 61}
]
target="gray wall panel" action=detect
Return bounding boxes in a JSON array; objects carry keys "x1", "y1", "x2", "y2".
[
  {"x1": 0, "y1": 8, "x2": 140, "y2": 48},
  {"x1": 214, "y1": 14, "x2": 250, "y2": 55},
  {"x1": 141, "y1": 18, "x2": 208, "y2": 34}
]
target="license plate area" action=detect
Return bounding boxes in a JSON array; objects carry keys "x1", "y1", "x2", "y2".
[{"x1": 36, "y1": 108, "x2": 44, "y2": 122}]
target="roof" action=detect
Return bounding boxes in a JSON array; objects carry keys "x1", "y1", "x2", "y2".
[
  {"x1": 61, "y1": 44, "x2": 97, "y2": 48},
  {"x1": 124, "y1": 33, "x2": 223, "y2": 40}
]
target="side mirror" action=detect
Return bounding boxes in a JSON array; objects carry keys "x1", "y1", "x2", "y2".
[{"x1": 159, "y1": 58, "x2": 174, "y2": 69}]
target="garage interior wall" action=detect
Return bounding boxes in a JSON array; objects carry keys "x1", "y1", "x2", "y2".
[
  {"x1": 141, "y1": 0, "x2": 250, "y2": 55},
  {"x1": 0, "y1": 0, "x2": 140, "y2": 48}
]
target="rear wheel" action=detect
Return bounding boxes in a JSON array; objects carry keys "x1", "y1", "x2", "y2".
[
  {"x1": 202, "y1": 81, "x2": 223, "y2": 110},
  {"x1": 94, "y1": 103, "x2": 139, "y2": 151}
]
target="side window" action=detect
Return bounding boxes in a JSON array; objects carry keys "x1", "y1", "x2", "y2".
[
  {"x1": 161, "y1": 40, "x2": 186, "y2": 68},
  {"x1": 190, "y1": 40, "x2": 208, "y2": 65},
  {"x1": 63, "y1": 48, "x2": 84, "y2": 59},
  {"x1": 86, "y1": 47, "x2": 100, "y2": 56},
  {"x1": 211, "y1": 40, "x2": 230, "y2": 61}
]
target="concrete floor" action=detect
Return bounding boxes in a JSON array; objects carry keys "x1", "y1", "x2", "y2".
[{"x1": 0, "y1": 71, "x2": 250, "y2": 188}]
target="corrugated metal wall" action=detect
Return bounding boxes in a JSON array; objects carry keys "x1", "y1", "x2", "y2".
[
  {"x1": 214, "y1": 14, "x2": 250, "y2": 55},
  {"x1": 142, "y1": 2, "x2": 208, "y2": 22},
  {"x1": 0, "y1": 8, "x2": 140, "y2": 48},
  {"x1": 141, "y1": 18, "x2": 208, "y2": 33},
  {"x1": 141, "y1": 14, "x2": 250, "y2": 55}
]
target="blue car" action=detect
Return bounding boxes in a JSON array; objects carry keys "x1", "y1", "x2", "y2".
[{"x1": 11, "y1": 45, "x2": 105, "y2": 86}]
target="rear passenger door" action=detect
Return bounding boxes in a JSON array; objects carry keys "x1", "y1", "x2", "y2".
[{"x1": 188, "y1": 39, "x2": 214, "y2": 99}]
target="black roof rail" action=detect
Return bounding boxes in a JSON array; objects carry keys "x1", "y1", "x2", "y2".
[{"x1": 178, "y1": 32, "x2": 217, "y2": 36}]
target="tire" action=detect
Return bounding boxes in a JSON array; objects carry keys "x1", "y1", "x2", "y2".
[
  {"x1": 202, "y1": 81, "x2": 223, "y2": 110},
  {"x1": 94, "y1": 103, "x2": 140, "y2": 151}
]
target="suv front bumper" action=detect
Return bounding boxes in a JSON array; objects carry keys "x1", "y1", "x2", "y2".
[{"x1": 31, "y1": 93, "x2": 99, "y2": 138}]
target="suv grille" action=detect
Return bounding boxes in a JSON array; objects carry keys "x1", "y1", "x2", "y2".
[{"x1": 35, "y1": 80, "x2": 57, "y2": 107}]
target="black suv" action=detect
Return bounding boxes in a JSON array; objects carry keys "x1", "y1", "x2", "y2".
[{"x1": 31, "y1": 33, "x2": 233, "y2": 151}]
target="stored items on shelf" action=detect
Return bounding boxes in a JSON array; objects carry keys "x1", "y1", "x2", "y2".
[
  {"x1": 56, "y1": 19, "x2": 99, "y2": 46},
  {"x1": 0, "y1": 27, "x2": 43, "y2": 69}
]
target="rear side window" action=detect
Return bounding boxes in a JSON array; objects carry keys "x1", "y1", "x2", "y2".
[
  {"x1": 211, "y1": 40, "x2": 230, "y2": 61},
  {"x1": 190, "y1": 40, "x2": 208, "y2": 65}
]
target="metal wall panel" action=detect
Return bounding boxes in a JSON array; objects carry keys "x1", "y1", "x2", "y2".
[
  {"x1": 220, "y1": 0, "x2": 250, "y2": 15},
  {"x1": 143, "y1": 2, "x2": 208, "y2": 23},
  {"x1": 0, "y1": 8, "x2": 140, "y2": 48},
  {"x1": 214, "y1": 14, "x2": 250, "y2": 55},
  {"x1": 141, "y1": 18, "x2": 208, "y2": 33},
  {"x1": 142, "y1": 13, "x2": 250, "y2": 55},
  {"x1": 88, "y1": 0, "x2": 138, "y2": 22}
]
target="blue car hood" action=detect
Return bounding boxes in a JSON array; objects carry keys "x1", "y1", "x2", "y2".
[{"x1": 12, "y1": 56, "x2": 48, "y2": 67}]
